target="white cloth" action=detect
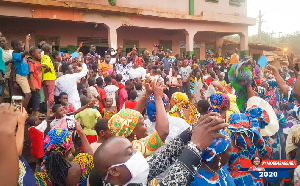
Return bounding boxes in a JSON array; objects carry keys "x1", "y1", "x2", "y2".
[
  {"x1": 136, "y1": 87, "x2": 145, "y2": 102},
  {"x1": 55, "y1": 63, "x2": 88, "y2": 110},
  {"x1": 3, "y1": 49, "x2": 13, "y2": 78},
  {"x1": 116, "y1": 63, "x2": 132, "y2": 84},
  {"x1": 179, "y1": 66, "x2": 191, "y2": 81},
  {"x1": 145, "y1": 114, "x2": 190, "y2": 143},
  {"x1": 104, "y1": 85, "x2": 119, "y2": 106},
  {"x1": 194, "y1": 78, "x2": 203, "y2": 101},
  {"x1": 129, "y1": 67, "x2": 146, "y2": 80}
]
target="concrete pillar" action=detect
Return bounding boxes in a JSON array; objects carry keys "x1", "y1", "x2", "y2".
[
  {"x1": 107, "y1": 25, "x2": 118, "y2": 50},
  {"x1": 185, "y1": 30, "x2": 197, "y2": 56},
  {"x1": 200, "y1": 42, "x2": 206, "y2": 61},
  {"x1": 216, "y1": 37, "x2": 224, "y2": 57},
  {"x1": 239, "y1": 33, "x2": 249, "y2": 57}
]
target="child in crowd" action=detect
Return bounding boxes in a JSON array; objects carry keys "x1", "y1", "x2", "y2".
[
  {"x1": 87, "y1": 77, "x2": 100, "y2": 109},
  {"x1": 135, "y1": 82, "x2": 145, "y2": 102},
  {"x1": 28, "y1": 47, "x2": 42, "y2": 116},
  {"x1": 59, "y1": 92, "x2": 75, "y2": 114},
  {"x1": 116, "y1": 74, "x2": 124, "y2": 90},
  {"x1": 96, "y1": 77, "x2": 107, "y2": 113},
  {"x1": 77, "y1": 82, "x2": 87, "y2": 100},
  {"x1": 49, "y1": 104, "x2": 65, "y2": 128},
  {"x1": 90, "y1": 119, "x2": 114, "y2": 152},
  {"x1": 218, "y1": 72, "x2": 228, "y2": 87},
  {"x1": 102, "y1": 98, "x2": 117, "y2": 119},
  {"x1": 104, "y1": 76, "x2": 119, "y2": 107},
  {"x1": 96, "y1": 68, "x2": 104, "y2": 83},
  {"x1": 119, "y1": 80, "x2": 134, "y2": 110},
  {"x1": 180, "y1": 59, "x2": 192, "y2": 98},
  {"x1": 41, "y1": 44, "x2": 56, "y2": 104},
  {"x1": 12, "y1": 35, "x2": 31, "y2": 108},
  {"x1": 124, "y1": 90, "x2": 138, "y2": 109},
  {"x1": 75, "y1": 97, "x2": 101, "y2": 146},
  {"x1": 197, "y1": 100, "x2": 210, "y2": 117}
]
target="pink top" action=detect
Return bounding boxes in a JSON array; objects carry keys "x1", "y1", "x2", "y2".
[{"x1": 119, "y1": 88, "x2": 128, "y2": 110}]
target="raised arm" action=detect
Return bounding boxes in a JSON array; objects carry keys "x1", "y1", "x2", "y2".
[
  {"x1": 211, "y1": 81, "x2": 229, "y2": 94},
  {"x1": 76, "y1": 121, "x2": 94, "y2": 155},
  {"x1": 134, "y1": 77, "x2": 153, "y2": 113},
  {"x1": 153, "y1": 80, "x2": 169, "y2": 141},
  {"x1": 268, "y1": 64, "x2": 289, "y2": 95},
  {"x1": 72, "y1": 63, "x2": 88, "y2": 80},
  {"x1": 15, "y1": 109, "x2": 28, "y2": 155},
  {"x1": 0, "y1": 104, "x2": 19, "y2": 186},
  {"x1": 21, "y1": 34, "x2": 30, "y2": 58},
  {"x1": 76, "y1": 42, "x2": 83, "y2": 53}
]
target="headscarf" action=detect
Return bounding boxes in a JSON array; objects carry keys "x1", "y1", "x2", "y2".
[
  {"x1": 286, "y1": 125, "x2": 300, "y2": 159},
  {"x1": 202, "y1": 129, "x2": 230, "y2": 162},
  {"x1": 209, "y1": 93, "x2": 230, "y2": 114},
  {"x1": 227, "y1": 106, "x2": 271, "y2": 157},
  {"x1": 146, "y1": 93, "x2": 169, "y2": 122},
  {"x1": 108, "y1": 109, "x2": 140, "y2": 137},
  {"x1": 169, "y1": 92, "x2": 198, "y2": 124},
  {"x1": 44, "y1": 128, "x2": 72, "y2": 158}
]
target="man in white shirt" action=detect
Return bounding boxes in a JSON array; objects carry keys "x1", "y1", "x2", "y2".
[
  {"x1": 104, "y1": 76, "x2": 119, "y2": 107},
  {"x1": 55, "y1": 62, "x2": 88, "y2": 110}
]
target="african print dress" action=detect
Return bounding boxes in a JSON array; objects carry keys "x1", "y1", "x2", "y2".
[
  {"x1": 102, "y1": 108, "x2": 117, "y2": 119},
  {"x1": 35, "y1": 153, "x2": 94, "y2": 186}
]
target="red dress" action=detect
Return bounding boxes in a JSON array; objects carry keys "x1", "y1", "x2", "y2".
[{"x1": 124, "y1": 100, "x2": 138, "y2": 109}]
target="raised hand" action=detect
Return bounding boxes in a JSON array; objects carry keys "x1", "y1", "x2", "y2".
[
  {"x1": 0, "y1": 103, "x2": 19, "y2": 135},
  {"x1": 191, "y1": 112, "x2": 228, "y2": 151}
]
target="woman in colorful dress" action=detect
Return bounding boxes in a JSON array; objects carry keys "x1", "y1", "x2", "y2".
[
  {"x1": 191, "y1": 129, "x2": 235, "y2": 186},
  {"x1": 35, "y1": 124, "x2": 94, "y2": 186},
  {"x1": 169, "y1": 92, "x2": 198, "y2": 125},
  {"x1": 108, "y1": 82, "x2": 169, "y2": 157}
]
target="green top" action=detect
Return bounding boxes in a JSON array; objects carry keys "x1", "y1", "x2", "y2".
[{"x1": 75, "y1": 108, "x2": 101, "y2": 135}]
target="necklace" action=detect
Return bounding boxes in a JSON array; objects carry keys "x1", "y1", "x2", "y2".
[{"x1": 203, "y1": 163, "x2": 227, "y2": 186}]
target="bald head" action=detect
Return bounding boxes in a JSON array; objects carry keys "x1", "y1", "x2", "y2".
[{"x1": 94, "y1": 137, "x2": 133, "y2": 177}]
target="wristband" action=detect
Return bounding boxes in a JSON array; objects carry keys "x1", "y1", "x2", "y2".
[{"x1": 187, "y1": 141, "x2": 202, "y2": 158}]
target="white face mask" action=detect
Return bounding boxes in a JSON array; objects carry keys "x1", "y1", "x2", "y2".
[{"x1": 104, "y1": 151, "x2": 149, "y2": 185}]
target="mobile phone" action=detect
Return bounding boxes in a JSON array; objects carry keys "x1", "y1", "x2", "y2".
[
  {"x1": 66, "y1": 117, "x2": 76, "y2": 131},
  {"x1": 11, "y1": 96, "x2": 23, "y2": 113}
]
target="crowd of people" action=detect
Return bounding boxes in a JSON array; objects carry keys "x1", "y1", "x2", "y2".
[{"x1": 1, "y1": 32, "x2": 300, "y2": 186}]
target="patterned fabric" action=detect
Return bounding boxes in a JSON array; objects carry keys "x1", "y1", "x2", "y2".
[
  {"x1": 202, "y1": 129, "x2": 230, "y2": 162},
  {"x1": 228, "y1": 57, "x2": 253, "y2": 112},
  {"x1": 63, "y1": 103, "x2": 75, "y2": 114},
  {"x1": 169, "y1": 92, "x2": 198, "y2": 124},
  {"x1": 102, "y1": 108, "x2": 117, "y2": 119},
  {"x1": 191, "y1": 165, "x2": 235, "y2": 186},
  {"x1": 146, "y1": 93, "x2": 169, "y2": 122},
  {"x1": 35, "y1": 153, "x2": 93, "y2": 186},
  {"x1": 73, "y1": 153, "x2": 94, "y2": 186},
  {"x1": 294, "y1": 165, "x2": 300, "y2": 186},
  {"x1": 108, "y1": 109, "x2": 140, "y2": 137},
  {"x1": 18, "y1": 156, "x2": 36, "y2": 186},
  {"x1": 132, "y1": 131, "x2": 163, "y2": 157},
  {"x1": 208, "y1": 93, "x2": 230, "y2": 114},
  {"x1": 44, "y1": 128, "x2": 72, "y2": 158},
  {"x1": 84, "y1": 53, "x2": 99, "y2": 69},
  {"x1": 115, "y1": 63, "x2": 132, "y2": 85},
  {"x1": 227, "y1": 106, "x2": 272, "y2": 185},
  {"x1": 286, "y1": 125, "x2": 300, "y2": 159}
]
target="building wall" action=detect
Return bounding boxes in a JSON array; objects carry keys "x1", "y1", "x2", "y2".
[{"x1": 61, "y1": 0, "x2": 246, "y2": 17}]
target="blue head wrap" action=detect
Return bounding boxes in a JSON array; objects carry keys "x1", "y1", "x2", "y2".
[
  {"x1": 202, "y1": 129, "x2": 230, "y2": 162},
  {"x1": 146, "y1": 93, "x2": 168, "y2": 122}
]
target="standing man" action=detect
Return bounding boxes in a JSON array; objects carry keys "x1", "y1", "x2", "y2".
[
  {"x1": 98, "y1": 54, "x2": 113, "y2": 78},
  {"x1": 205, "y1": 50, "x2": 216, "y2": 69},
  {"x1": 162, "y1": 51, "x2": 172, "y2": 75},
  {"x1": 180, "y1": 59, "x2": 192, "y2": 98},
  {"x1": 84, "y1": 45, "x2": 99, "y2": 69}
]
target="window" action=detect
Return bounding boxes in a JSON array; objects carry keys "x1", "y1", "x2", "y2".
[
  {"x1": 159, "y1": 40, "x2": 172, "y2": 51},
  {"x1": 229, "y1": 0, "x2": 245, "y2": 6},
  {"x1": 77, "y1": 37, "x2": 108, "y2": 46},
  {"x1": 205, "y1": 0, "x2": 219, "y2": 3}
]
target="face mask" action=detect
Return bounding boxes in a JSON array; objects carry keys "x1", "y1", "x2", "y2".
[
  {"x1": 111, "y1": 51, "x2": 116, "y2": 56},
  {"x1": 104, "y1": 151, "x2": 149, "y2": 185}
]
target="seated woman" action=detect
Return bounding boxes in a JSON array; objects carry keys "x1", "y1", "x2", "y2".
[
  {"x1": 169, "y1": 92, "x2": 198, "y2": 125},
  {"x1": 108, "y1": 80, "x2": 169, "y2": 157},
  {"x1": 191, "y1": 129, "x2": 235, "y2": 186},
  {"x1": 35, "y1": 124, "x2": 94, "y2": 186}
]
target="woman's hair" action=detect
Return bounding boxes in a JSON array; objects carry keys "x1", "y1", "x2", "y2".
[
  {"x1": 44, "y1": 152, "x2": 71, "y2": 186},
  {"x1": 29, "y1": 47, "x2": 39, "y2": 56},
  {"x1": 251, "y1": 155, "x2": 262, "y2": 165},
  {"x1": 95, "y1": 119, "x2": 109, "y2": 135}
]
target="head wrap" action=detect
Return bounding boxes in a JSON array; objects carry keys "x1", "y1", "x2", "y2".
[
  {"x1": 202, "y1": 129, "x2": 230, "y2": 162},
  {"x1": 169, "y1": 92, "x2": 198, "y2": 124},
  {"x1": 228, "y1": 57, "x2": 253, "y2": 112},
  {"x1": 227, "y1": 106, "x2": 271, "y2": 157},
  {"x1": 146, "y1": 94, "x2": 169, "y2": 122},
  {"x1": 209, "y1": 93, "x2": 230, "y2": 113},
  {"x1": 108, "y1": 109, "x2": 140, "y2": 137},
  {"x1": 44, "y1": 128, "x2": 72, "y2": 158},
  {"x1": 287, "y1": 78, "x2": 296, "y2": 86},
  {"x1": 286, "y1": 125, "x2": 300, "y2": 159}
]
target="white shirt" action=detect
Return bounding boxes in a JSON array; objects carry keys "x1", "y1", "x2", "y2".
[
  {"x1": 129, "y1": 67, "x2": 146, "y2": 80},
  {"x1": 145, "y1": 114, "x2": 190, "y2": 143},
  {"x1": 55, "y1": 63, "x2": 88, "y2": 110},
  {"x1": 3, "y1": 49, "x2": 13, "y2": 78},
  {"x1": 104, "y1": 85, "x2": 119, "y2": 106}
]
